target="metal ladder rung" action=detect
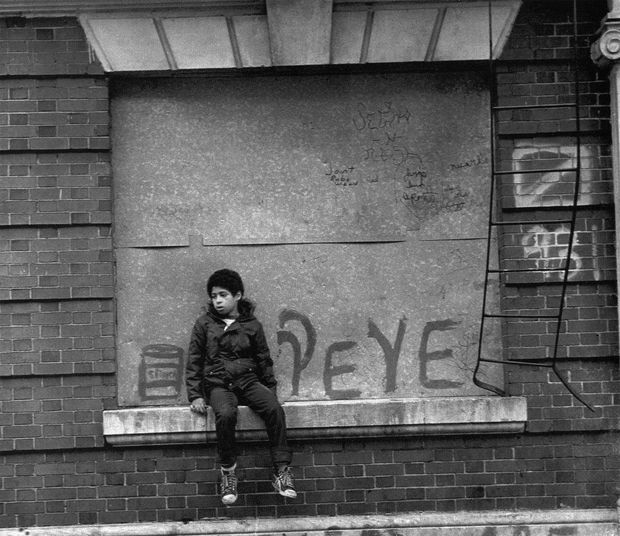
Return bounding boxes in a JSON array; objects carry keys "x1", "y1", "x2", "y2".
[
  {"x1": 483, "y1": 313, "x2": 561, "y2": 319},
  {"x1": 487, "y1": 266, "x2": 567, "y2": 274},
  {"x1": 494, "y1": 166, "x2": 578, "y2": 176},
  {"x1": 490, "y1": 218, "x2": 573, "y2": 226},
  {"x1": 478, "y1": 357, "x2": 554, "y2": 367},
  {"x1": 492, "y1": 102, "x2": 577, "y2": 111}
]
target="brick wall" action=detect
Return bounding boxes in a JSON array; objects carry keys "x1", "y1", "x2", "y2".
[
  {"x1": 2, "y1": 433, "x2": 618, "y2": 525},
  {"x1": 0, "y1": 1, "x2": 618, "y2": 529},
  {"x1": 0, "y1": 16, "x2": 117, "y2": 524},
  {"x1": 495, "y1": 0, "x2": 619, "y2": 436}
]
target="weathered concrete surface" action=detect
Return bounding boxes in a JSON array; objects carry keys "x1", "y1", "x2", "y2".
[
  {"x1": 103, "y1": 396, "x2": 527, "y2": 446},
  {"x1": 0, "y1": 510, "x2": 616, "y2": 536}
]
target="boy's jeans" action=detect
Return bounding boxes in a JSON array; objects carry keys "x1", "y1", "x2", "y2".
[{"x1": 207, "y1": 382, "x2": 292, "y2": 468}]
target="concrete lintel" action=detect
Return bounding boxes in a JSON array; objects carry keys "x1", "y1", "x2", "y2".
[
  {"x1": 265, "y1": 0, "x2": 333, "y2": 66},
  {"x1": 0, "y1": 509, "x2": 616, "y2": 536},
  {"x1": 103, "y1": 396, "x2": 527, "y2": 446}
]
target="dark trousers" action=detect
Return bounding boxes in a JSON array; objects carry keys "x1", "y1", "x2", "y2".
[{"x1": 207, "y1": 382, "x2": 292, "y2": 468}]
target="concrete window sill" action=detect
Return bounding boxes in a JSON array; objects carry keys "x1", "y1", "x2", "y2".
[{"x1": 103, "y1": 396, "x2": 527, "y2": 446}]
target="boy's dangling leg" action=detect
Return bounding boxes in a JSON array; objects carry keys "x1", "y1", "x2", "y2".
[
  {"x1": 240, "y1": 382, "x2": 297, "y2": 499},
  {"x1": 209, "y1": 387, "x2": 241, "y2": 505}
]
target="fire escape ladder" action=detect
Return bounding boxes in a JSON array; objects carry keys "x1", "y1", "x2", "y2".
[{"x1": 473, "y1": 0, "x2": 594, "y2": 411}]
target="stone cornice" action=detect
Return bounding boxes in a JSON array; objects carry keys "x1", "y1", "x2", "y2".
[{"x1": 0, "y1": 0, "x2": 511, "y2": 17}]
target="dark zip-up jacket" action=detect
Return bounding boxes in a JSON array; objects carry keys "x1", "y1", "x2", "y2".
[{"x1": 185, "y1": 299, "x2": 277, "y2": 402}]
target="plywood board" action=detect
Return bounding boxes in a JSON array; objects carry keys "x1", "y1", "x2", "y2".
[
  {"x1": 112, "y1": 72, "x2": 490, "y2": 247},
  {"x1": 115, "y1": 241, "x2": 502, "y2": 406}
]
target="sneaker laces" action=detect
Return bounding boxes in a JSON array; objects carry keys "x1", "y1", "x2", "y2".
[
  {"x1": 275, "y1": 466, "x2": 296, "y2": 496},
  {"x1": 277, "y1": 467, "x2": 294, "y2": 489},
  {"x1": 220, "y1": 470, "x2": 238, "y2": 497}
]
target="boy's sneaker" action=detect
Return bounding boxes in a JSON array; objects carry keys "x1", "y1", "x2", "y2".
[
  {"x1": 272, "y1": 466, "x2": 297, "y2": 499},
  {"x1": 220, "y1": 465, "x2": 238, "y2": 505}
]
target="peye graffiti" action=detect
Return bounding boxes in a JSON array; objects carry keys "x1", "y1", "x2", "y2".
[
  {"x1": 138, "y1": 310, "x2": 470, "y2": 402},
  {"x1": 274, "y1": 309, "x2": 465, "y2": 400}
]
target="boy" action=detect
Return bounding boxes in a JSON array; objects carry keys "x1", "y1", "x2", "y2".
[{"x1": 186, "y1": 268, "x2": 296, "y2": 505}]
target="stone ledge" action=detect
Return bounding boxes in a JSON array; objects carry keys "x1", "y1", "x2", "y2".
[
  {"x1": 103, "y1": 396, "x2": 527, "y2": 446},
  {"x1": 0, "y1": 509, "x2": 615, "y2": 536}
]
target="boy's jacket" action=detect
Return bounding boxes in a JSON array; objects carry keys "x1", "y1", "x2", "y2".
[{"x1": 185, "y1": 299, "x2": 277, "y2": 402}]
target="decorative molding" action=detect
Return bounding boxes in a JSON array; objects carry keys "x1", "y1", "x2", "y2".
[
  {"x1": 0, "y1": 1, "x2": 263, "y2": 16},
  {"x1": 592, "y1": 22, "x2": 620, "y2": 67},
  {"x1": 103, "y1": 396, "x2": 528, "y2": 446}
]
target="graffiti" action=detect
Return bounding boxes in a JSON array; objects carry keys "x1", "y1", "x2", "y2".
[
  {"x1": 140, "y1": 312, "x2": 472, "y2": 402},
  {"x1": 277, "y1": 309, "x2": 317, "y2": 397},
  {"x1": 325, "y1": 162, "x2": 359, "y2": 186},
  {"x1": 138, "y1": 344, "x2": 184, "y2": 399},
  {"x1": 368, "y1": 316, "x2": 407, "y2": 393},
  {"x1": 401, "y1": 180, "x2": 469, "y2": 216},
  {"x1": 353, "y1": 101, "x2": 412, "y2": 132},
  {"x1": 419, "y1": 319, "x2": 464, "y2": 389},
  {"x1": 511, "y1": 141, "x2": 594, "y2": 208},
  {"x1": 450, "y1": 152, "x2": 489, "y2": 170},
  {"x1": 363, "y1": 141, "x2": 423, "y2": 170},
  {"x1": 520, "y1": 223, "x2": 603, "y2": 282},
  {"x1": 324, "y1": 341, "x2": 361, "y2": 399},
  {"x1": 277, "y1": 308, "x2": 464, "y2": 399}
]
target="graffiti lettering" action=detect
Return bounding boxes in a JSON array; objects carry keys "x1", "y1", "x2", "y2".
[
  {"x1": 324, "y1": 341, "x2": 361, "y2": 399},
  {"x1": 353, "y1": 101, "x2": 411, "y2": 132},
  {"x1": 325, "y1": 162, "x2": 359, "y2": 186},
  {"x1": 449, "y1": 153, "x2": 488, "y2": 170},
  {"x1": 401, "y1": 180, "x2": 468, "y2": 215},
  {"x1": 277, "y1": 309, "x2": 317, "y2": 397},
  {"x1": 276, "y1": 309, "x2": 466, "y2": 398},
  {"x1": 419, "y1": 319, "x2": 464, "y2": 389},
  {"x1": 138, "y1": 344, "x2": 184, "y2": 399},
  {"x1": 511, "y1": 141, "x2": 594, "y2": 208},
  {"x1": 521, "y1": 224, "x2": 584, "y2": 281},
  {"x1": 141, "y1": 312, "x2": 470, "y2": 402},
  {"x1": 368, "y1": 316, "x2": 407, "y2": 393}
]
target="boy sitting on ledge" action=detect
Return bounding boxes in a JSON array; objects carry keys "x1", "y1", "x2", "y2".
[{"x1": 186, "y1": 268, "x2": 296, "y2": 505}]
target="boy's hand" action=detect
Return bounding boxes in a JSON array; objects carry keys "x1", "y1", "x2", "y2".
[{"x1": 190, "y1": 397, "x2": 208, "y2": 414}]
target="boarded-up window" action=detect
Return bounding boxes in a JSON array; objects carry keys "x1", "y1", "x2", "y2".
[{"x1": 111, "y1": 72, "x2": 501, "y2": 407}]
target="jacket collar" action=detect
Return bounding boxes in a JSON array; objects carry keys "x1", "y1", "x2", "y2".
[{"x1": 206, "y1": 298, "x2": 255, "y2": 324}]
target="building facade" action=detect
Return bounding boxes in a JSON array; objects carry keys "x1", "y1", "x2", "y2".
[{"x1": 0, "y1": 0, "x2": 618, "y2": 534}]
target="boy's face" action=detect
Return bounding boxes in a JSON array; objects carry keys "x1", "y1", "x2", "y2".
[{"x1": 210, "y1": 286, "x2": 241, "y2": 317}]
